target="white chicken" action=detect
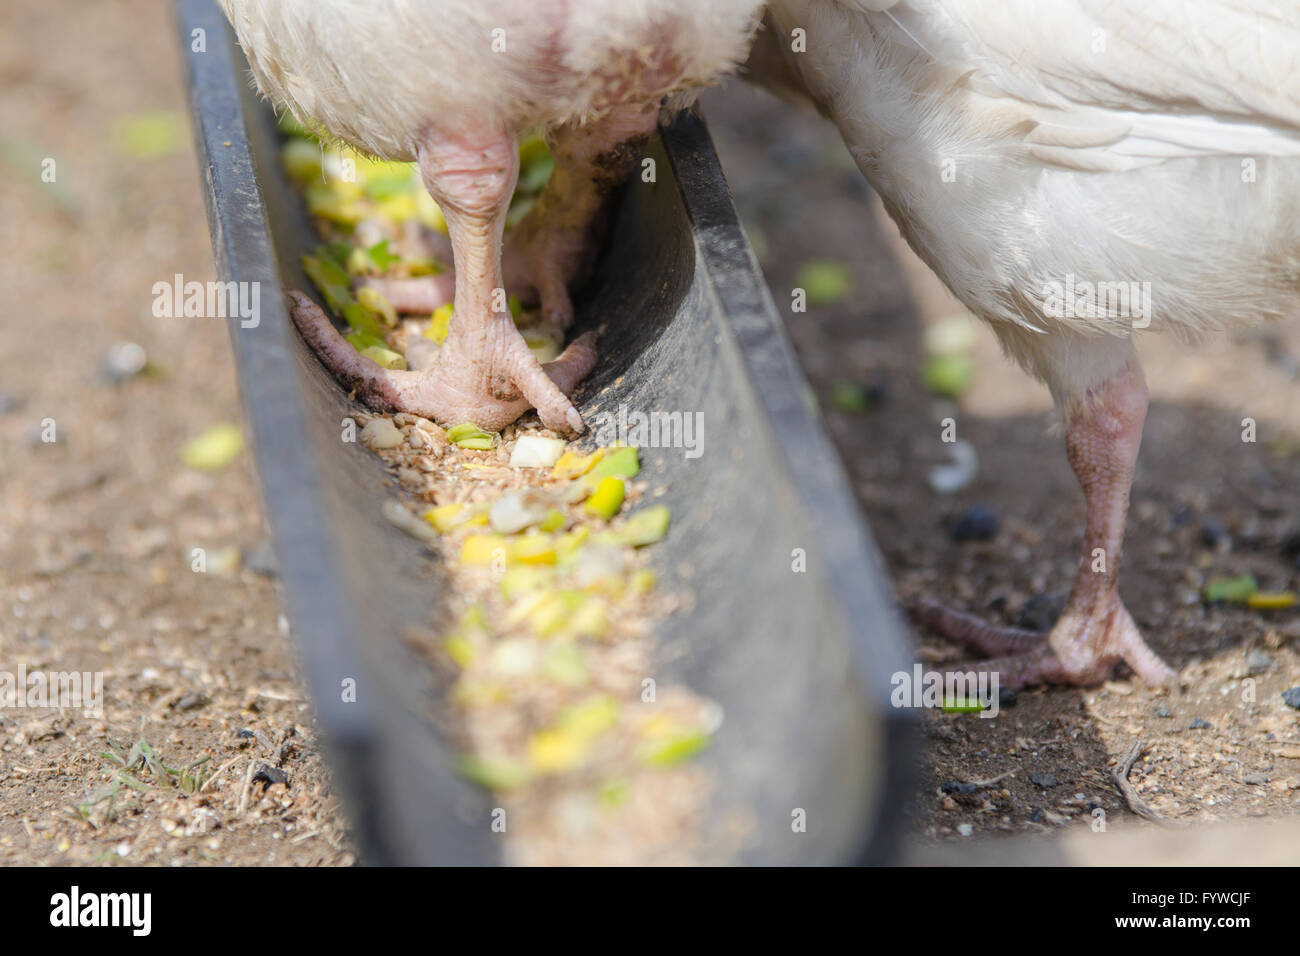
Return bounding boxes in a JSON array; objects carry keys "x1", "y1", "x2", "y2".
[
  {"x1": 753, "y1": 1, "x2": 1300, "y2": 688},
  {"x1": 218, "y1": 0, "x2": 762, "y2": 433}
]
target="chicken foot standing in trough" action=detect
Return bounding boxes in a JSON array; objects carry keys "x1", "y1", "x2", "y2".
[{"x1": 220, "y1": 0, "x2": 762, "y2": 433}]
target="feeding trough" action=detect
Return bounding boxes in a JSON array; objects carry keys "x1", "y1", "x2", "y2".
[{"x1": 177, "y1": 0, "x2": 915, "y2": 865}]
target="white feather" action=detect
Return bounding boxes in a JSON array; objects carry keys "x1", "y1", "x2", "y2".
[
  {"x1": 218, "y1": 0, "x2": 762, "y2": 161},
  {"x1": 760, "y1": 0, "x2": 1300, "y2": 399}
]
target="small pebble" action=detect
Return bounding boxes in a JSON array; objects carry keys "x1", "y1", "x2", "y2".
[
  {"x1": 1199, "y1": 518, "x2": 1229, "y2": 548},
  {"x1": 948, "y1": 505, "x2": 999, "y2": 543},
  {"x1": 998, "y1": 687, "x2": 1018, "y2": 708},
  {"x1": 956, "y1": 823, "x2": 973, "y2": 837},
  {"x1": 243, "y1": 539, "x2": 280, "y2": 578},
  {"x1": 1029, "y1": 771, "x2": 1059, "y2": 789},
  {"x1": 1246, "y1": 651, "x2": 1273, "y2": 676},
  {"x1": 102, "y1": 342, "x2": 149, "y2": 382},
  {"x1": 1280, "y1": 529, "x2": 1300, "y2": 569},
  {"x1": 1189, "y1": 717, "x2": 1213, "y2": 730},
  {"x1": 1156, "y1": 703, "x2": 1173, "y2": 719},
  {"x1": 941, "y1": 781, "x2": 979, "y2": 795},
  {"x1": 1281, "y1": 687, "x2": 1300, "y2": 710},
  {"x1": 1015, "y1": 593, "x2": 1066, "y2": 632},
  {"x1": 1241, "y1": 772, "x2": 1268, "y2": 786},
  {"x1": 252, "y1": 764, "x2": 288, "y2": 787}
]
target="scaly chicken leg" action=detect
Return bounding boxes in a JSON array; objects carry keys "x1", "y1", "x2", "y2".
[
  {"x1": 357, "y1": 103, "x2": 660, "y2": 333},
  {"x1": 911, "y1": 358, "x2": 1177, "y2": 691},
  {"x1": 289, "y1": 121, "x2": 596, "y2": 433}
]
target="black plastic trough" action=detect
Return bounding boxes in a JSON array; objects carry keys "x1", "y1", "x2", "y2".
[{"x1": 177, "y1": 0, "x2": 915, "y2": 865}]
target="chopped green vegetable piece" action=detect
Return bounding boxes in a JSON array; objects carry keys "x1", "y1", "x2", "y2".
[
  {"x1": 179, "y1": 423, "x2": 244, "y2": 471},
  {"x1": 446, "y1": 422, "x2": 498, "y2": 448},
  {"x1": 281, "y1": 137, "x2": 324, "y2": 183},
  {"x1": 367, "y1": 239, "x2": 400, "y2": 270},
  {"x1": 1204, "y1": 575, "x2": 1258, "y2": 603},
  {"x1": 589, "y1": 445, "x2": 640, "y2": 480},
  {"x1": 359, "y1": 346, "x2": 406, "y2": 370},
  {"x1": 542, "y1": 642, "x2": 588, "y2": 687},
  {"x1": 584, "y1": 477, "x2": 626, "y2": 520},
  {"x1": 795, "y1": 259, "x2": 853, "y2": 306},
  {"x1": 345, "y1": 330, "x2": 387, "y2": 352},
  {"x1": 500, "y1": 566, "x2": 553, "y2": 601},
  {"x1": 598, "y1": 777, "x2": 631, "y2": 808},
  {"x1": 558, "y1": 695, "x2": 621, "y2": 739},
  {"x1": 829, "y1": 380, "x2": 872, "y2": 414},
  {"x1": 922, "y1": 353, "x2": 975, "y2": 398},
  {"x1": 277, "y1": 112, "x2": 313, "y2": 138},
  {"x1": 342, "y1": 301, "x2": 384, "y2": 338},
  {"x1": 641, "y1": 731, "x2": 710, "y2": 768},
  {"x1": 615, "y1": 505, "x2": 671, "y2": 547},
  {"x1": 301, "y1": 251, "x2": 353, "y2": 314},
  {"x1": 941, "y1": 698, "x2": 985, "y2": 714},
  {"x1": 111, "y1": 109, "x2": 185, "y2": 160},
  {"x1": 456, "y1": 755, "x2": 532, "y2": 791},
  {"x1": 509, "y1": 293, "x2": 523, "y2": 320},
  {"x1": 356, "y1": 285, "x2": 398, "y2": 326}
]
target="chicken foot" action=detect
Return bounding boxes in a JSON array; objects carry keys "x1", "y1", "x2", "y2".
[
  {"x1": 910, "y1": 358, "x2": 1177, "y2": 691},
  {"x1": 288, "y1": 120, "x2": 596, "y2": 433}
]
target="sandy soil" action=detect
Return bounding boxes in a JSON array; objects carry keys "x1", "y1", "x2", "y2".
[
  {"x1": 0, "y1": 0, "x2": 351, "y2": 865},
  {"x1": 704, "y1": 81, "x2": 1300, "y2": 850}
]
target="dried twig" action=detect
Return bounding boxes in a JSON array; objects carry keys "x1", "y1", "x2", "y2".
[
  {"x1": 962, "y1": 770, "x2": 1015, "y2": 788},
  {"x1": 1112, "y1": 740, "x2": 1176, "y2": 827}
]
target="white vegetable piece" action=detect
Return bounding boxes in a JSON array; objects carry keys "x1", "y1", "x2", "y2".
[
  {"x1": 509, "y1": 435, "x2": 566, "y2": 469},
  {"x1": 361, "y1": 417, "x2": 404, "y2": 449}
]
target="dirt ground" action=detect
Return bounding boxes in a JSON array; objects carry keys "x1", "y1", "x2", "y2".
[
  {"x1": 0, "y1": 0, "x2": 351, "y2": 865},
  {"x1": 3, "y1": 0, "x2": 1297, "y2": 868},
  {"x1": 704, "y1": 82, "x2": 1300, "y2": 849}
]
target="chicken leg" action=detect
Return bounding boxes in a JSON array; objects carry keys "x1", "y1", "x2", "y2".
[
  {"x1": 288, "y1": 121, "x2": 596, "y2": 433},
  {"x1": 910, "y1": 358, "x2": 1177, "y2": 691},
  {"x1": 355, "y1": 103, "x2": 660, "y2": 333}
]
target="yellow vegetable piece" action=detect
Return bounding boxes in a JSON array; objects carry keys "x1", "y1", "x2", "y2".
[
  {"x1": 530, "y1": 591, "x2": 584, "y2": 636},
  {"x1": 179, "y1": 423, "x2": 244, "y2": 471},
  {"x1": 538, "y1": 509, "x2": 568, "y2": 533},
  {"x1": 424, "y1": 303, "x2": 453, "y2": 343},
  {"x1": 460, "y1": 534, "x2": 508, "y2": 566},
  {"x1": 423, "y1": 503, "x2": 463, "y2": 533},
  {"x1": 528, "y1": 728, "x2": 589, "y2": 774},
  {"x1": 512, "y1": 534, "x2": 557, "y2": 565},
  {"x1": 563, "y1": 597, "x2": 609, "y2": 640},
  {"x1": 555, "y1": 526, "x2": 590, "y2": 561},
  {"x1": 552, "y1": 447, "x2": 605, "y2": 480},
  {"x1": 443, "y1": 633, "x2": 477, "y2": 669},
  {"x1": 585, "y1": 477, "x2": 626, "y2": 520},
  {"x1": 630, "y1": 569, "x2": 656, "y2": 595},
  {"x1": 1247, "y1": 591, "x2": 1297, "y2": 610}
]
